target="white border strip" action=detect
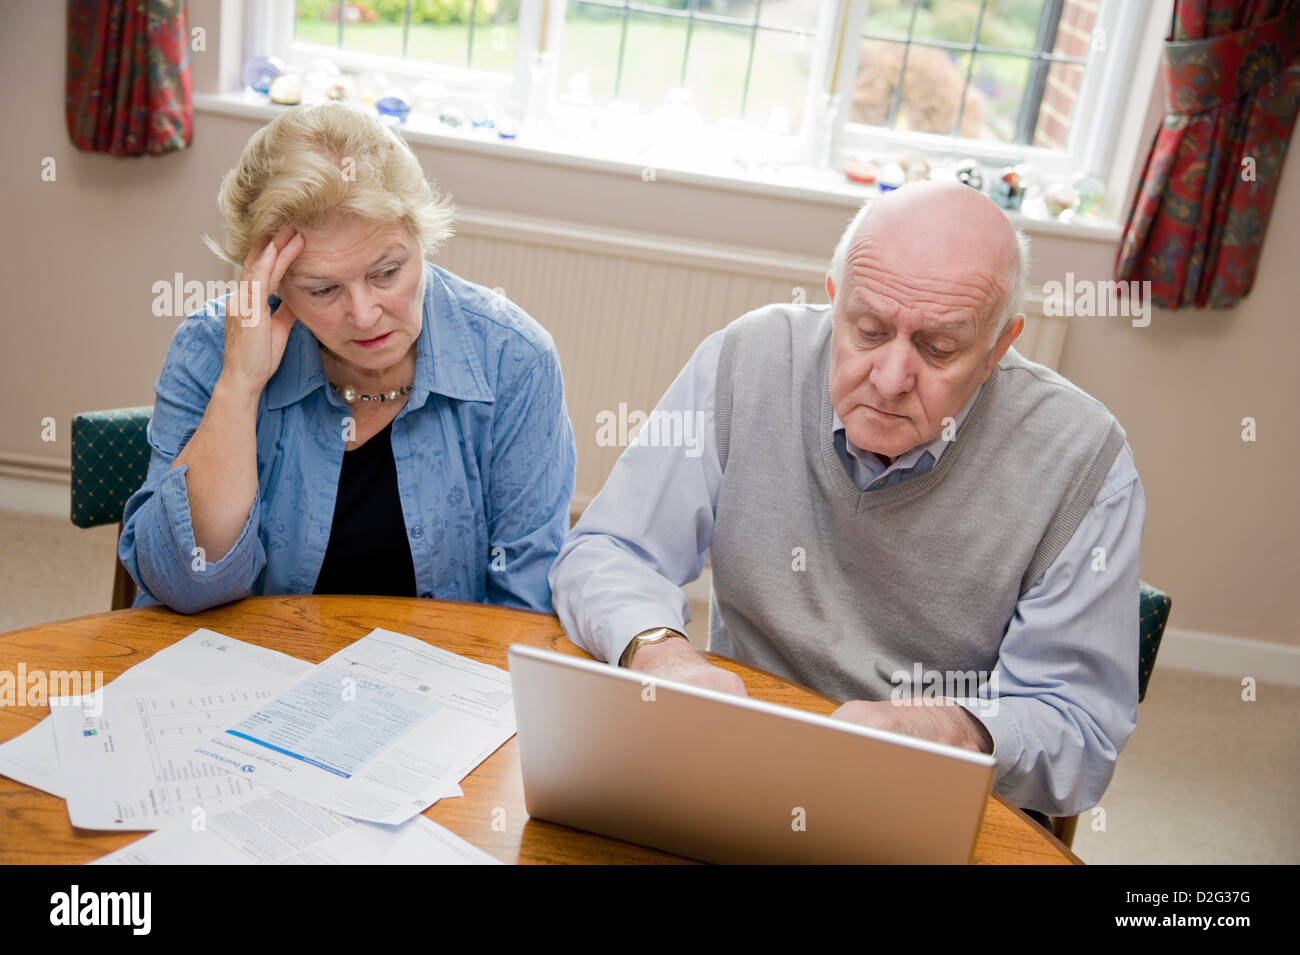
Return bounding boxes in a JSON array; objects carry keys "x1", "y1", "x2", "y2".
[
  {"x1": 0, "y1": 468, "x2": 70, "y2": 518},
  {"x1": 1156, "y1": 627, "x2": 1300, "y2": 688}
]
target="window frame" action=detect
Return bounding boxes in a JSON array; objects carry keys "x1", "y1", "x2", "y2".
[
  {"x1": 253, "y1": 0, "x2": 1153, "y2": 195},
  {"x1": 828, "y1": 0, "x2": 1151, "y2": 179},
  {"x1": 260, "y1": 0, "x2": 546, "y2": 104}
]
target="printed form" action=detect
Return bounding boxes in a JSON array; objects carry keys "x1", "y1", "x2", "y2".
[
  {"x1": 93, "y1": 789, "x2": 499, "y2": 865},
  {"x1": 193, "y1": 628, "x2": 516, "y2": 825},
  {"x1": 51, "y1": 685, "x2": 288, "y2": 830},
  {"x1": 0, "y1": 629, "x2": 312, "y2": 799}
]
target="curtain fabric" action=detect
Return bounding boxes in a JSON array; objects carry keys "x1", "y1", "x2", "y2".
[
  {"x1": 1116, "y1": 0, "x2": 1300, "y2": 309},
  {"x1": 66, "y1": 0, "x2": 193, "y2": 156}
]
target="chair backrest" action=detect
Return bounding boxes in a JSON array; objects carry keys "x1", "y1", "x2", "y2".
[
  {"x1": 1138, "y1": 581, "x2": 1171, "y2": 702},
  {"x1": 70, "y1": 407, "x2": 153, "y2": 528}
]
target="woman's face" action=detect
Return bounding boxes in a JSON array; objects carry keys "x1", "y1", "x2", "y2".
[{"x1": 279, "y1": 215, "x2": 425, "y2": 374}]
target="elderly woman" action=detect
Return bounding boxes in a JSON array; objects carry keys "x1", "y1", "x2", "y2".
[{"x1": 119, "y1": 101, "x2": 576, "y2": 613}]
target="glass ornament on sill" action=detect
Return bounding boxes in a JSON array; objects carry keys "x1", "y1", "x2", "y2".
[
  {"x1": 357, "y1": 71, "x2": 392, "y2": 108},
  {"x1": 953, "y1": 159, "x2": 983, "y2": 190},
  {"x1": 814, "y1": 93, "x2": 841, "y2": 169},
  {"x1": 468, "y1": 94, "x2": 498, "y2": 130},
  {"x1": 412, "y1": 80, "x2": 448, "y2": 123},
  {"x1": 844, "y1": 155, "x2": 879, "y2": 185},
  {"x1": 552, "y1": 73, "x2": 596, "y2": 140},
  {"x1": 991, "y1": 164, "x2": 1033, "y2": 210},
  {"x1": 376, "y1": 95, "x2": 412, "y2": 126},
  {"x1": 899, "y1": 155, "x2": 930, "y2": 183},
  {"x1": 242, "y1": 56, "x2": 286, "y2": 95},
  {"x1": 326, "y1": 77, "x2": 356, "y2": 102},
  {"x1": 303, "y1": 57, "x2": 342, "y2": 104},
  {"x1": 269, "y1": 73, "x2": 304, "y2": 105},
  {"x1": 733, "y1": 124, "x2": 773, "y2": 174},
  {"x1": 595, "y1": 100, "x2": 648, "y2": 154},
  {"x1": 439, "y1": 106, "x2": 468, "y2": 129},
  {"x1": 496, "y1": 116, "x2": 520, "y2": 141},
  {"x1": 647, "y1": 87, "x2": 706, "y2": 164},
  {"x1": 524, "y1": 52, "x2": 557, "y2": 132},
  {"x1": 878, "y1": 163, "x2": 905, "y2": 192},
  {"x1": 1072, "y1": 174, "x2": 1106, "y2": 218},
  {"x1": 1044, "y1": 180, "x2": 1079, "y2": 218}
]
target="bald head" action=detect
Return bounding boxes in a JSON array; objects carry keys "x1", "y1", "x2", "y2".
[{"x1": 829, "y1": 181, "x2": 1029, "y2": 348}]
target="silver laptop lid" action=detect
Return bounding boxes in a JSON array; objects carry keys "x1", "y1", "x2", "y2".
[{"x1": 508, "y1": 644, "x2": 996, "y2": 864}]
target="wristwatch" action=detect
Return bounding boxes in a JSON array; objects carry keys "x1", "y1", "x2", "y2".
[{"x1": 618, "y1": 626, "x2": 688, "y2": 668}]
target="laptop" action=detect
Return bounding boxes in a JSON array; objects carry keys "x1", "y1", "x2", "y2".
[{"x1": 507, "y1": 644, "x2": 997, "y2": 864}]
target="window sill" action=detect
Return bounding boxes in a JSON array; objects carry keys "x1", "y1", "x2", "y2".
[{"x1": 194, "y1": 91, "x2": 1123, "y2": 246}]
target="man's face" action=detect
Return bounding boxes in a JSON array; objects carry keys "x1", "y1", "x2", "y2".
[
  {"x1": 828, "y1": 229, "x2": 1016, "y2": 462},
  {"x1": 281, "y1": 215, "x2": 425, "y2": 373}
]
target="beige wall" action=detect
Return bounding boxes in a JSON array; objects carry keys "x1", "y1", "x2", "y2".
[
  {"x1": 1, "y1": 0, "x2": 1296, "y2": 647},
  {"x1": 1059, "y1": 152, "x2": 1300, "y2": 646}
]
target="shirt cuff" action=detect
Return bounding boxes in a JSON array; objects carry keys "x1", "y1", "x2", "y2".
[
  {"x1": 140, "y1": 465, "x2": 262, "y2": 608},
  {"x1": 593, "y1": 605, "x2": 690, "y2": 667}
]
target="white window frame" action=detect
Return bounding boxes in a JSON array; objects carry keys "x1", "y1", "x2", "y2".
[
  {"x1": 249, "y1": 0, "x2": 1153, "y2": 193},
  {"x1": 827, "y1": 0, "x2": 1153, "y2": 180},
  {"x1": 256, "y1": 0, "x2": 547, "y2": 105}
]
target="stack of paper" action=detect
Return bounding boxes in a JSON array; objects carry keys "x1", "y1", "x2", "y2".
[{"x1": 0, "y1": 628, "x2": 515, "y2": 865}]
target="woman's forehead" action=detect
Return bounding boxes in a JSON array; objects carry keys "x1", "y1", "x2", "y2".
[{"x1": 287, "y1": 221, "x2": 414, "y2": 279}]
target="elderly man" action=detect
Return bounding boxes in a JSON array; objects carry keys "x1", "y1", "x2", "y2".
[{"x1": 548, "y1": 180, "x2": 1144, "y2": 818}]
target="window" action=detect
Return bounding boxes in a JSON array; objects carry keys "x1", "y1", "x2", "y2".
[
  {"x1": 254, "y1": 0, "x2": 1150, "y2": 185},
  {"x1": 851, "y1": 0, "x2": 1094, "y2": 146},
  {"x1": 551, "y1": 1, "x2": 822, "y2": 127},
  {"x1": 292, "y1": 0, "x2": 521, "y2": 73},
  {"x1": 833, "y1": 0, "x2": 1140, "y2": 177}
]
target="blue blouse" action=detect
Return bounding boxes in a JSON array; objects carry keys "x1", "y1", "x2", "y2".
[{"x1": 119, "y1": 261, "x2": 576, "y2": 614}]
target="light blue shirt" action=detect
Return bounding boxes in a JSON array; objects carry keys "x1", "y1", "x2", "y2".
[
  {"x1": 550, "y1": 329, "x2": 1146, "y2": 816},
  {"x1": 120, "y1": 261, "x2": 576, "y2": 615}
]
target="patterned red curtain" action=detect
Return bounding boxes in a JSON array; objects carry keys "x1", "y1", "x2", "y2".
[
  {"x1": 65, "y1": 0, "x2": 193, "y2": 156},
  {"x1": 1116, "y1": 0, "x2": 1300, "y2": 308}
]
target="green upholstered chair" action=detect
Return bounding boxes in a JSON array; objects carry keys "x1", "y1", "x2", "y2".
[
  {"x1": 70, "y1": 407, "x2": 153, "y2": 609},
  {"x1": 1137, "y1": 583, "x2": 1172, "y2": 703},
  {"x1": 1050, "y1": 581, "x2": 1172, "y2": 848}
]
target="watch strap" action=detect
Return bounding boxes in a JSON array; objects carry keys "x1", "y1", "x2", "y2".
[{"x1": 618, "y1": 627, "x2": 688, "y2": 668}]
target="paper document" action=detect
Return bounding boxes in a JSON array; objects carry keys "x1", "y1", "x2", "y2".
[
  {"x1": 51, "y1": 685, "x2": 290, "y2": 830},
  {"x1": 92, "y1": 789, "x2": 497, "y2": 865},
  {"x1": 193, "y1": 629, "x2": 516, "y2": 824},
  {"x1": 0, "y1": 720, "x2": 63, "y2": 797},
  {"x1": 0, "y1": 629, "x2": 311, "y2": 799}
]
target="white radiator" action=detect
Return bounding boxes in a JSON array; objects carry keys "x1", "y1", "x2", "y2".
[{"x1": 438, "y1": 208, "x2": 1068, "y2": 508}]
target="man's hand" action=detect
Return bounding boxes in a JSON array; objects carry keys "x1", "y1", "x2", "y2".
[
  {"x1": 627, "y1": 635, "x2": 748, "y2": 697},
  {"x1": 830, "y1": 698, "x2": 993, "y2": 754}
]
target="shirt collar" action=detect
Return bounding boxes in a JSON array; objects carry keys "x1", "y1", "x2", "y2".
[
  {"x1": 831, "y1": 382, "x2": 983, "y2": 469},
  {"x1": 264, "y1": 261, "x2": 494, "y2": 411}
]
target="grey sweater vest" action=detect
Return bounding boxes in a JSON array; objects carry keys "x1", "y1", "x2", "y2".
[{"x1": 709, "y1": 304, "x2": 1126, "y2": 702}]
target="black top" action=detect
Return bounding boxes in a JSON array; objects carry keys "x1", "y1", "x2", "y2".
[{"x1": 313, "y1": 421, "x2": 418, "y2": 597}]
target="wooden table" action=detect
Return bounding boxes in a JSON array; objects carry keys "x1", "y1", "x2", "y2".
[{"x1": 0, "y1": 596, "x2": 1080, "y2": 864}]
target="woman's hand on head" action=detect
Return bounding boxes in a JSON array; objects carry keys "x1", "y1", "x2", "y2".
[{"x1": 221, "y1": 225, "x2": 306, "y2": 398}]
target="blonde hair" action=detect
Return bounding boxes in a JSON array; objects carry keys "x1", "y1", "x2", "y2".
[{"x1": 202, "y1": 101, "x2": 455, "y2": 269}]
